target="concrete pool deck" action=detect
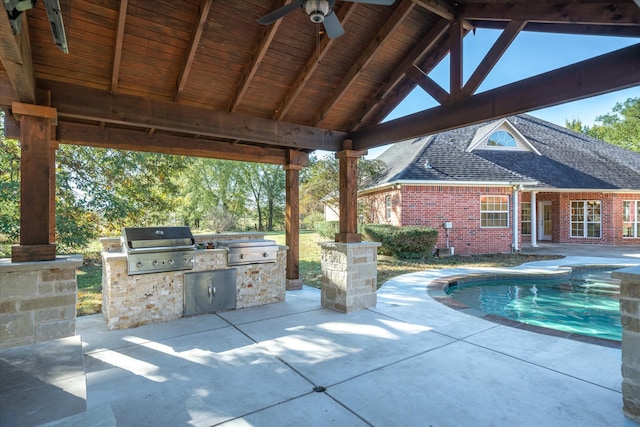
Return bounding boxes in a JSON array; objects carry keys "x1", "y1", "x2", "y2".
[{"x1": 2, "y1": 245, "x2": 640, "y2": 426}]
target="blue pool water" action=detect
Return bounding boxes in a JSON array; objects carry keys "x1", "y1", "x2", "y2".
[{"x1": 445, "y1": 268, "x2": 621, "y2": 341}]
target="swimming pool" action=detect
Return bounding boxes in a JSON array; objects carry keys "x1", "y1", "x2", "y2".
[{"x1": 445, "y1": 268, "x2": 622, "y2": 341}]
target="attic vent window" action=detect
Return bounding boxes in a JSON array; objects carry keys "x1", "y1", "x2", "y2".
[{"x1": 486, "y1": 130, "x2": 516, "y2": 147}]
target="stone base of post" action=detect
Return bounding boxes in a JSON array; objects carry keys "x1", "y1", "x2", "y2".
[
  {"x1": 319, "y1": 241, "x2": 381, "y2": 313},
  {"x1": 613, "y1": 266, "x2": 640, "y2": 422},
  {"x1": 286, "y1": 279, "x2": 303, "y2": 290}
]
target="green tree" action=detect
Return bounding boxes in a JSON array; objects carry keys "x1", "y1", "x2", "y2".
[
  {"x1": 300, "y1": 154, "x2": 386, "y2": 224},
  {"x1": 0, "y1": 137, "x2": 20, "y2": 242},
  {"x1": 239, "y1": 163, "x2": 285, "y2": 231},
  {"x1": 590, "y1": 97, "x2": 640, "y2": 152}
]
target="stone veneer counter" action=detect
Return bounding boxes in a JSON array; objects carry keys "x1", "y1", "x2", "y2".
[{"x1": 101, "y1": 239, "x2": 287, "y2": 330}]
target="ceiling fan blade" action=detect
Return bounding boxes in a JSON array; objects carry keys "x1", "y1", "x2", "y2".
[
  {"x1": 323, "y1": 11, "x2": 345, "y2": 38},
  {"x1": 341, "y1": 0, "x2": 395, "y2": 4},
  {"x1": 257, "y1": 1, "x2": 302, "y2": 25}
]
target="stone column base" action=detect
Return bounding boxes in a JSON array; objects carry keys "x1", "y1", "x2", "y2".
[
  {"x1": 613, "y1": 266, "x2": 640, "y2": 422},
  {"x1": 319, "y1": 241, "x2": 381, "y2": 313}
]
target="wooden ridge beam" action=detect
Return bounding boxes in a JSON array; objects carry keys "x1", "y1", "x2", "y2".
[
  {"x1": 350, "y1": 43, "x2": 640, "y2": 149},
  {"x1": 38, "y1": 80, "x2": 346, "y2": 151},
  {"x1": 471, "y1": 21, "x2": 640, "y2": 38},
  {"x1": 55, "y1": 122, "x2": 292, "y2": 165}
]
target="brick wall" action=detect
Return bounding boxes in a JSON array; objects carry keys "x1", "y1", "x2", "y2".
[{"x1": 360, "y1": 187, "x2": 640, "y2": 254}]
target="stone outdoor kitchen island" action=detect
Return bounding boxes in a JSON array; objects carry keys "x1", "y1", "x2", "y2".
[{"x1": 101, "y1": 233, "x2": 287, "y2": 330}]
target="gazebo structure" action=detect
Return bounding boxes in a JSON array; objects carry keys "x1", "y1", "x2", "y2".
[{"x1": 1, "y1": 0, "x2": 640, "y2": 419}]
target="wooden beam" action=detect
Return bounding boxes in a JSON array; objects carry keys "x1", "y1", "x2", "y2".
[
  {"x1": 55, "y1": 122, "x2": 294, "y2": 165},
  {"x1": 461, "y1": 20, "x2": 526, "y2": 97},
  {"x1": 175, "y1": 0, "x2": 212, "y2": 102},
  {"x1": 274, "y1": 2, "x2": 357, "y2": 121},
  {"x1": 0, "y1": 13, "x2": 35, "y2": 103},
  {"x1": 350, "y1": 43, "x2": 640, "y2": 149},
  {"x1": 471, "y1": 21, "x2": 640, "y2": 38},
  {"x1": 110, "y1": 0, "x2": 128, "y2": 93},
  {"x1": 459, "y1": 1, "x2": 640, "y2": 25},
  {"x1": 405, "y1": 65, "x2": 449, "y2": 104},
  {"x1": 349, "y1": 18, "x2": 450, "y2": 129},
  {"x1": 285, "y1": 160, "x2": 302, "y2": 290},
  {"x1": 335, "y1": 147, "x2": 366, "y2": 243},
  {"x1": 314, "y1": 1, "x2": 415, "y2": 125},
  {"x1": 39, "y1": 80, "x2": 346, "y2": 151},
  {"x1": 231, "y1": 0, "x2": 290, "y2": 112},
  {"x1": 449, "y1": 17, "x2": 463, "y2": 100}
]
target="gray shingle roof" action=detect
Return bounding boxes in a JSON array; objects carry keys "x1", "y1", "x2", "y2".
[{"x1": 373, "y1": 114, "x2": 640, "y2": 190}]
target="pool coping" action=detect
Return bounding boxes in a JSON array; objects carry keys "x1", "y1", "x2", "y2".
[{"x1": 425, "y1": 264, "x2": 627, "y2": 349}]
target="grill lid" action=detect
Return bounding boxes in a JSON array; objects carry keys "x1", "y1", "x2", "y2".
[{"x1": 122, "y1": 226, "x2": 195, "y2": 251}]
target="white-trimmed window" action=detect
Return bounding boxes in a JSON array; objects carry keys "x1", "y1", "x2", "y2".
[
  {"x1": 481, "y1": 195, "x2": 509, "y2": 228},
  {"x1": 623, "y1": 200, "x2": 640, "y2": 238},
  {"x1": 486, "y1": 130, "x2": 517, "y2": 147},
  {"x1": 385, "y1": 195, "x2": 392, "y2": 220},
  {"x1": 521, "y1": 202, "x2": 531, "y2": 235},
  {"x1": 570, "y1": 200, "x2": 601, "y2": 238}
]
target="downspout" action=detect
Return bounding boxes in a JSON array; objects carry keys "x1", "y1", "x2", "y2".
[{"x1": 512, "y1": 185, "x2": 520, "y2": 252}]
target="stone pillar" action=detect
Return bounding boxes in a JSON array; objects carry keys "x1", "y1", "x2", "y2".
[
  {"x1": 11, "y1": 102, "x2": 58, "y2": 262},
  {"x1": 319, "y1": 241, "x2": 381, "y2": 313},
  {"x1": 612, "y1": 266, "x2": 640, "y2": 422},
  {"x1": 0, "y1": 255, "x2": 83, "y2": 349}
]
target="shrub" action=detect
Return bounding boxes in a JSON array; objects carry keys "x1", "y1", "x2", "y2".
[
  {"x1": 314, "y1": 220, "x2": 339, "y2": 239},
  {"x1": 361, "y1": 224, "x2": 438, "y2": 259}
]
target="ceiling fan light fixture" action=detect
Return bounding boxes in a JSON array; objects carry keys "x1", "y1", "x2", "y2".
[{"x1": 303, "y1": 0, "x2": 330, "y2": 23}]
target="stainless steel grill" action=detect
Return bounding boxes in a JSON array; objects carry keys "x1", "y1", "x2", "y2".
[
  {"x1": 216, "y1": 239, "x2": 278, "y2": 265},
  {"x1": 122, "y1": 226, "x2": 195, "y2": 275}
]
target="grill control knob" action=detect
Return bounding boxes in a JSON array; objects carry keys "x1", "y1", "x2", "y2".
[
  {"x1": 240, "y1": 254, "x2": 246, "y2": 259},
  {"x1": 152, "y1": 260, "x2": 158, "y2": 266},
  {"x1": 168, "y1": 259, "x2": 174, "y2": 265},
  {"x1": 136, "y1": 261, "x2": 143, "y2": 268},
  {"x1": 262, "y1": 252, "x2": 269, "y2": 257}
]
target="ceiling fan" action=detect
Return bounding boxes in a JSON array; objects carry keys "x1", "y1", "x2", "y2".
[
  {"x1": 257, "y1": 0, "x2": 395, "y2": 39},
  {"x1": 3, "y1": 0, "x2": 68, "y2": 53}
]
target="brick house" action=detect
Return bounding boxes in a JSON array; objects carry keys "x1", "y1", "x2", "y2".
[{"x1": 358, "y1": 114, "x2": 640, "y2": 255}]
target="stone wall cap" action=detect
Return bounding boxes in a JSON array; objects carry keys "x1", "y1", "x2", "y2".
[
  {"x1": 612, "y1": 265, "x2": 640, "y2": 279},
  {"x1": 319, "y1": 241, "x2": 382, "y2": 249},
  {"x1": 0, "y1": 254, "x2": 83, "y2": 272}
]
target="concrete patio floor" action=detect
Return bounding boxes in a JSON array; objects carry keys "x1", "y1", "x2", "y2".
[{"x1": 3, "y1": 246, "x2": 640, "y2": 426}]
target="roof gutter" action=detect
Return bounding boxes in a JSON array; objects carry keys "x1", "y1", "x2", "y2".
[{"x1": 359, "y1": 179, "x2": 538, "y2": 196}]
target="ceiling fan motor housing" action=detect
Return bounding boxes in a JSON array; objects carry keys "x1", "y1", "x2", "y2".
[{"x1": 303, "y1": 0, "x2": 330, "y2": 23}]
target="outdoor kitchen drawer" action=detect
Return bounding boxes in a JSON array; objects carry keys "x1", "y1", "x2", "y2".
[{"x1": 184, "y1": 269, "x2": 236, "y2": 316}]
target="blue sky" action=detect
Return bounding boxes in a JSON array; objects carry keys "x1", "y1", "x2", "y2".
[{"x1": 365, "y1": 29, "x2": 640, "y2": 158}]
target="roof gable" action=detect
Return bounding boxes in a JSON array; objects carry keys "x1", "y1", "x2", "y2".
[{"x1": 467, "y1": 119, "x2": 541, "y2": 155}]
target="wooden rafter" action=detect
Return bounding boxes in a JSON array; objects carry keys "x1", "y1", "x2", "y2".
[
  {"x1": 350, "y1": 19, "x2": 450, "y2": 130},
  {"x1": 471, "y1": 21, "x2": 640, "y2": 37},
  {"x1": 314, "y1": 0, "x2": 415, "y2": 125},
  {"x1": 274, "y1": 2, "x2": 357, "y2": 121},
  {"x1": 110, "y1": 0, "x2": 128, "y2": 93},
  {"x1": 412, "y1": 0, "x2": 454, "y2": 21},
  {"x1": 175, "y1": 0, "x2": 213, "y2": 102},
  {"x1": 0, "y1": 13, "x2": 35, "y2": 103},
  {"x1": 232, "y1": 0, "x2": 292, "y2": 112},
  {"x1": 461, "y1": 19, "x2": 526, "y2": 97},
  {"x1": 39, "y1": 80, "x2": 346, "y2": 151},
  {"x1": 350, "y1": 43, "x2": 640, "y2": 149}
]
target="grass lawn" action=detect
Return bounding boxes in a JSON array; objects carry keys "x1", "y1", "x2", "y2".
[{"x1": 75, "y1": 231, "x2": 560, "y2": 316}]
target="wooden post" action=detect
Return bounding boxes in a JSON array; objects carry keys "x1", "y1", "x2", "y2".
[
  {"x1": 335, "y1": 143, "x2": 367, "y2": 243},
  {"x1": 284, "y1": 149, "x2": 308, "y2": 290},
  {"x1": 10, "y1": 102, "x2": 58, "y2": 262}
]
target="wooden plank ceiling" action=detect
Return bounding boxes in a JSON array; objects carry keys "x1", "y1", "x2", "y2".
[{"x1": 0, "y1": 0, "x2": 639, "y2": 164}]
